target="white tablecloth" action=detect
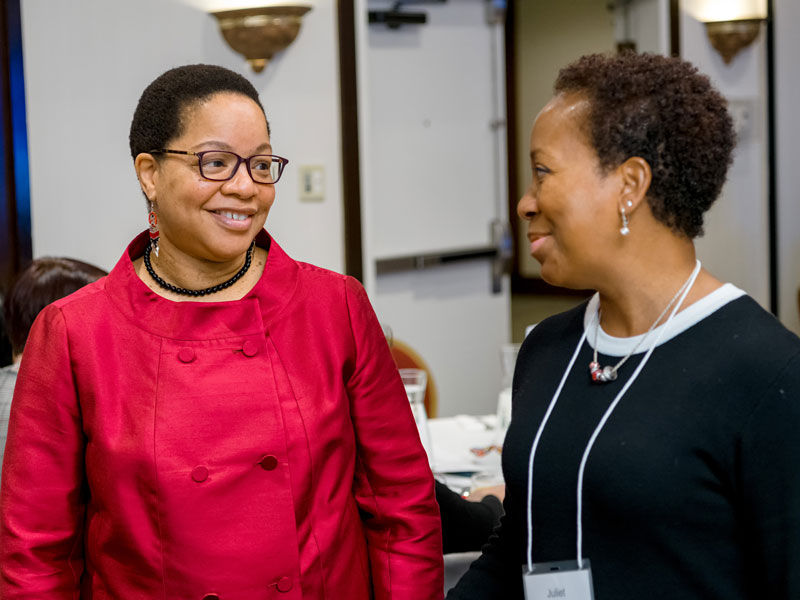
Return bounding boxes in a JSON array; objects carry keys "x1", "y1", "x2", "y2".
[{"x1": 428, "y1": 414, "x2": 503, "y2": 474}]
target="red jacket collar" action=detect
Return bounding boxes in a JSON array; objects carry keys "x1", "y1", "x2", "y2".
[{"x1": 104, "y1": 230, "x2": 299, "y2": 340}]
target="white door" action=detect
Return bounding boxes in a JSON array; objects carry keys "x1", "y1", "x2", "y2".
[{"x1": 356, "y1": 0, "x2": 511, "y2": 417}]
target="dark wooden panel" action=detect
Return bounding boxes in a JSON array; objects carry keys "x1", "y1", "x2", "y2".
[
  {"x1": 337, "y1": 0, "x2": 364, "y2": 282},
  {"x1": 670, "y1": 0, "x2": 680, "y2": 56},
  {"x1": 511, "y1": 273, "x2": 592, "y2": 297},
  {"x1": 505, "y1": 0, "x2": 520, "y2": 283},
  {"x1": 766, "y1": 0, "x2": 777, "y2": 314}
]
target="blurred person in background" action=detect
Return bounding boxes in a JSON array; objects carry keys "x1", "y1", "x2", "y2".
[
  {"x1": 436, "y1": 479, "x2": 504, "y2": 554},
  {"x1": 447, "y1": 52, "x2": 800, "y2": 599},
  {"x1": 0, "y1": 257, "x2": 106, "y2": 476}
]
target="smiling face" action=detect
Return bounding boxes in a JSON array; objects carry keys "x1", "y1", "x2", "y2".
[
  {"x1": 518, "y1": 93, "x2": 624, "y2": 290},
  {"x1": 136, "y1": 92, "x2": 275, "y2": 265}
]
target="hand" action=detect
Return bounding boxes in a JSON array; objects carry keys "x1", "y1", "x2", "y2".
[{"x1": 467, "y1": 484, "x2": 505, "y2": 503}]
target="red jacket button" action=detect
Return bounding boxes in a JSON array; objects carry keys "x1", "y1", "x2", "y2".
[
  {"x1": 192, "y1": 466, "x2": 209, "y2": 482},
  {"x1": 260, "y1": 455, "x2": 278, "y2": 471},
  {"x1": 202, "y1": 594, "x2": 220, "y2": 600},
  {"x1": 178, "y1": 348, "x2": 195, "y2": 363},
  {"x1": 276, "y1": 576, "x2": 292, "y2": 592},
  {"x1": 242, "y1": 341, "x2": 258, "y2": 357}
]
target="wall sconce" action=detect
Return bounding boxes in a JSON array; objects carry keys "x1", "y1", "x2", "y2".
[
  {"x1": 703, "y1": 18, "x2": 764, "y2": 64},
  {"x1": 688, "y1": 0, "x2": 767, "y2": 65},
  {"x1": 212, "y1": 4, "x2": 312, "y2": 73}
]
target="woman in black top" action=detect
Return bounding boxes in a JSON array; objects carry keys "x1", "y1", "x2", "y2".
[{"x1": 447, "y1": 52, "x2": 800, "y2": 599}]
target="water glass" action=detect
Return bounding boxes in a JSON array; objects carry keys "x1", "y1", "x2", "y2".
[
  {"x1": 496, "y1": 343, "x2": 520, "y2": 443},
  {"x1": 500, "y1": 343, "x2": 521, "y2": 389},
  {"x1": 399, "y1": 368, "x2": 434, "y2": 464}
]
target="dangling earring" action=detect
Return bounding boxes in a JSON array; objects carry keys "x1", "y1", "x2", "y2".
[
  {"x1": 619, "y1": 206, "x2": 630, "y2": 236},
  {"x1": 148, "y1": 202, "x2": 160, "y2": 257}
]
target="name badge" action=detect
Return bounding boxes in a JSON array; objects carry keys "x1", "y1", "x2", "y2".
[{"x1": 522, "y1": 559, "x2": 595, "y2": 600}]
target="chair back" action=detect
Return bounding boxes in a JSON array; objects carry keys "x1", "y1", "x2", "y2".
[{"x1": 389, "y1": 339, "x2": 438, "y2": 418}]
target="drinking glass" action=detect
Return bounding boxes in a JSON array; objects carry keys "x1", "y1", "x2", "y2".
[
  {"x1": 500, "y1": 343, "x2": 521, "y2": 389},
  {"x1": 496, "y1": 343, "x2": 520, "y2": 441},
  {"x1": 399, "y1": 368, "x2": 434, "y2": 464}
]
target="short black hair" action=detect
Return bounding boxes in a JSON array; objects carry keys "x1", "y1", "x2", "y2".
[
  {"x1": 554, "y1": 53, "x2": 735, "y2": 239},
  {"x1": 129, "y1": 64, "x2": 268, "y2": 161},
  {"x1": 3, "y1": 257, "x2": 107, "y2": 356}
]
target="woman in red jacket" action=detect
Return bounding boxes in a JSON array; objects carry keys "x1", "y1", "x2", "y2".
[{"x1": 0, "y1": 64, "x2": 443, "y2": 599}]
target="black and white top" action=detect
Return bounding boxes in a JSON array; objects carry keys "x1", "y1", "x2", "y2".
[{"x1": 447, "y1": 286, "x2": 800, "y2": 600}]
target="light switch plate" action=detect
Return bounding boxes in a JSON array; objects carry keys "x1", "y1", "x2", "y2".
[{"x1": 298, "y1": 165, "x2": 325, "y2": 202}]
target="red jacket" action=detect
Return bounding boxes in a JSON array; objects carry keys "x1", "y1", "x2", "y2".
[{"x1": 0, "y1": 231, "x2": 443, "y2": 599}]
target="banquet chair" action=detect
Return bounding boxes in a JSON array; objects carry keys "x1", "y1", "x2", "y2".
[{"x1": 388, "y1": 338, "x2": 438, "y2": 419}]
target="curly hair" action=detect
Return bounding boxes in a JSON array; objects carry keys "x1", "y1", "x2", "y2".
[
  {"x1": 129, "y1": 64, "x2": 268, "y2": 161},
  {"x1": 554, "y1": 53, "x2": 735, "y2": 239}
]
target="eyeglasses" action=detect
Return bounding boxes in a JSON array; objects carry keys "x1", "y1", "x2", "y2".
[{"x1": 150, "y1": 149, "x2": 289, "y2": 184}]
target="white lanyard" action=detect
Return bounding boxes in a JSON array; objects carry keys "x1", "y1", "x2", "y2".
[{"x1": 525, "y1": 261, "x2": 701, "y2": 571}]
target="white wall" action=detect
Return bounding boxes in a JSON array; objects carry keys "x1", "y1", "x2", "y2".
[
  {"x1": 774, "y1": 0, "x2": 800, "y2": 334},
  {"x1": 680, "y1": 4, "x2": 771, "y2": 310},
  {"x1": 613, "y1": 0, "x2": 670, "y2": 54},
  {"x1": 20, "y1": 0, "x2": 344, "y2": 274}
]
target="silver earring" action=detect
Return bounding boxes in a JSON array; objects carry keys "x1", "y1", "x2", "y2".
[{"x1": 620, "y1": 206, "x2": 630, "y2": 236}]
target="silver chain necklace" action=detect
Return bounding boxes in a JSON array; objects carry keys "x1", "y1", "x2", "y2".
[{"x1": 589, "y1": 262, "x2": 700, "y2": 383}]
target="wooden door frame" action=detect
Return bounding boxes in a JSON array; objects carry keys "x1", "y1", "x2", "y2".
[
  {"x1": 337, "y1": 0, "x2": 364, "y2": 282},
  {"x1": 504, "y1": 0, "x2": 682, "y2": 296}
]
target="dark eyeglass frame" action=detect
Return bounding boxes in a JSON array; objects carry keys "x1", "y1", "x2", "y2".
[{"x1": 149, "y1": 149, "x2": 289, "y2": 184}]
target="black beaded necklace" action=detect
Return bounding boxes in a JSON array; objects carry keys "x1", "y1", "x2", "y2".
[{"x1": 143, "y1": 241, "x2": 255, "y2": 297}]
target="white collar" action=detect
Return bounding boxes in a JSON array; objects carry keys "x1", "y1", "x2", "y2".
[{"x1": 583, "y1": 283, "x2": 746, "y2": 357}]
